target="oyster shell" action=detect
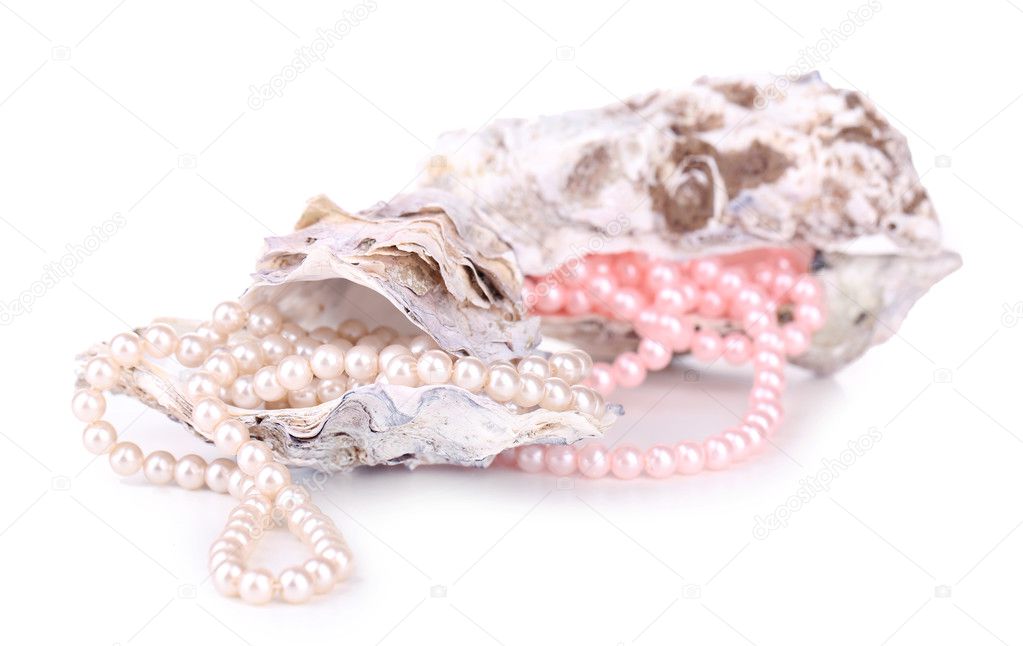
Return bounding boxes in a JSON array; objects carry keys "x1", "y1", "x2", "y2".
[{"x1": 418, "y1": 73, "x2": 961, "y2": 374}]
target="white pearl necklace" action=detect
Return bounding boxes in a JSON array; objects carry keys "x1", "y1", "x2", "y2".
[{"x1": 73, "y1": 301, "x2": 604, "y2": 604}]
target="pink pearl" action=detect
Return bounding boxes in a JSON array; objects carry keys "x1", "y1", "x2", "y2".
[
  {"x1": 615, "y1": 254, "x2": 646, "y2": 287},
  {"x1": 493, "y1": 449, "x2": 518, "y2": 467},
  {"x1": 613, "y1": 352, "x2": 647, "y2": 388},
  {"x1": 731, "y1": 286, "x2": 765, "y2": 319},
  {"x1": 722, "y1": 333, "x2": 752, "y2": 365},
  {"x1": 715, "y1": 269, "x2": 745, "y2": 299},
  {"x1": 638, "y1": 338, "x2": 673, "y2": 370},
  {"x1": 561, "y1": 260, "x2": 589, "y2": 287},
  {"x1": 755, "y1": 329, "x2": 786, "y2": 355},
  {"x1": 740, "y1": 425, "x2": 767, "y2": 453},
  {"x1": 749, "y1": 385, "x2": 781, "y2": 405},
  {"x1": 545, "y1": 445, "x2": 577, "y2": 476},
  {"x1": 772, "y1": 272, "x2": 795, "y2": 299},
  {"x1": 585, "y1": 275, "x2": 617, "y2": 304},
  {"x1": 644, "y1": 445, "x2": 677, "y2": 478},
  {"x1": 564, "y1": 288, "x2": 593, "y2": 316},
  {"x1": 610, "y1": 446, "x2": 643, "y2": 479},
  {"x1": 754, "y1": 369, "x2": 785, "y2": 392},
  {"x1": 611, "y1": 288, "x2": 645, "y2": 321},
  {"x1": 535, "y1": 282, "x2": 565, "y2": 314},
  {"x1": 644, "y1": 261, "x2": 679, "y2": 292},
  {"x1": 577, "y1": 444, "x2": 611, "y2": 478},
  {"x1": 753, "y1": 350, "x2": 784, "y2": 372},
  {"x1": 674, "y1": 441, "x2": 705, "y2": 474},
  {"x1": 516, "y1": 445, "x2": 546, "y2": 473},
  {"x1": 741, "y1": 309, "x2": 773, "y2": 335},
  {"x1": 655, "y1": 314, "x2": 694, "y2": 352},
  {"x1": 522, "y1": 278, "x2": 537, "y2": 308},
  {"x1": 791, "y1": 277, "x2": 822, "y2": 304},
  {"x1": 753, "y1": 265, "x2": 775, "y2": 288},
  {"x1": 744, "y1": 412, "x2": 773, "y2": 436},
  {"x1": 753, "y1": 401, "x2": 783, "y2": 428},
  {"x1": 653, "y1": 287, "x2": 687, "y2": 314},
  {"x1": 782, "y1": 323, "x2": 810, "y2": 356},
  {"x1": 698, "y1": 289, "x2": 726, "y2": 318},
  {"x1": 587, "y1": 257, "x2": 612, "y2": 276},
  {"x1": 692, "y1": 258, "x2": 721, "y2": 287},
  {"x1": 723, "y1": 429, "x2": 751, "y2": 461},
  {"x1": 589, "y1": 362, "x2": 617, "y2": 397},
  {"x1": 703, "y1": 437, "x2": 731, "y2": 470},
  {"x1": 691, "y1": 329, "x2": 722, "y2": 362},
  {"x1": 795, "y1": 303, "x2": 825, "y2": 332},
  {"x1": 634, "y1": 307, "x2": 662, "y2": 338}
]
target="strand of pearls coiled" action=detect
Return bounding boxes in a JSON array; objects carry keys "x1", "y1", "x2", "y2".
[
  {"x1": 504, "y1": 251, "x2": 825, "y2": 479},
  {"x1": 72, "y1": 302, "x2": 605, "y2": 603}
]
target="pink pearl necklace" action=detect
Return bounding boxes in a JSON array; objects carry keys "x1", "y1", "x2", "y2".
[{"x1": 502, "y1": 251, "x2": 825, "y2": 479}]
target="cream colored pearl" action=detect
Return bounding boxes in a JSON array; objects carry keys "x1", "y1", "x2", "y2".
[
  {"x1": 212, "y1": 301, "x2": 247, "y2": 334},
  {"x1": 279, "y1": 567, "x2": 314, "y2": 603},
  {"x1": 417, "y1": 350, "x2": 453, "y2": 385},
  {"x1": 185, "y1": 371, "x2": 219, "y2": 401},
  {"x1": 280, "y1": 322, "x2": 303, "y2": 343},
  {"x1": 174, "y1": 334, "x2": 209, "y2": 368},
  {"x1": 384, "y1": 355, "x2": 418, "y2": 387},
  {"x1": 109, "y1": 442, "x2": 143, "y2": 475},
  {"x1": 356, "y1": 334, "x2": 387, "y2": 351},
  {"x1": 317, "y1": 377, "x2": 348, "y2": 403},
  {"x1": 239, "y1": 569, "x2": 275, "y2": 605},
  {"x1": 287, "y1": 505, "x2": 318, "y2": 533},
  {"x1": 142, "y1": 323, "x2": 178, "y2": 358},
  {"x1": 228, "y1": 469, "x2": 256, "y2": 498},
  {"x1": 309, "y1": 326, "x2": 337, "y2": 343},
  {"x1": 337, "y1": 319, "x2": 368, "y2": 342},
  {"x1": 277, "y1": 355, "x2": 313, "y2": 391},
  {"x1": 372, "y1": 325, "x2": 398, "y2": 343},
  {"x1": 195, "y1": 322, "x2": 226, "y2": 347},
  {"x1": 319, "y1": 545, "x2": 354, "y2": 581},
  {"x1": 513, "y1": 373, "x2": 544, "y2": 408},
  {"x1": 274, "y1": 484, "x2": 311, "y2": 511},
  {"x1": 570, "y1": 384, "x2": 603, "y2": 417},
  {"x1": 550, "y1": 351, "x2": 587, "y2": 385},
  {"x1": 143, "y1": 451, "x2": 176, "y2": 485},
  {"x1": 303, "y1": 558, "x2": 337, "y2": 594},
  {"x1": 453, "y1": 357, "x2": 487, "y2": 392},
  {"x1": 517, "y1": 355, "x2": 550, "y2": 379},
  {"x1": 173, "y1": 454, "x2": 206, "y2": 489},
  {"x1": 408, "y1": 334, "x2": 438, "y2": 356},
  {"x1": 230, "y1": 339, "x2": 263, "y2": 375},
  {"x1": 109, "y1": 331, "x2": 143, "y2": 367},
  {"x1": 287, "y1": 384, "x2": 319, "y2": 408},
  {"x1": 260, "y1": 334, "x2": 293, "y2": 364},
  {"x1": 229, "y1": 375, "x2": 262, "y2": 409},
  {"x1": 212, "y1": 560, "x2": 244, "y2": 597},
  {"x1": 253, "y1": 366, "x2": 286, "y2": 402},
  {"x1": 541, "y1": 377, "x2": 573, "y2": 411},
  {"x1": 85, "y1": 356, "x2": 120, "y2": 389},
  {"x1": 72, "y1": 388, "x2": 105, "y2": 422},
  {"x1": 378, "y1": 344, "x2": 409, "y2": 373},
  {"x1": 485, "y1": 365, "x2": 520, "y2": 403},
  {"x1": 293, "y1": 336, "x2": 318, "y2": 358},
  {"x1": 205, "y1": 458, "x2": 235, "y2": 493},
  {"x1": 213, "y1": 418, "x2": 250, "y2": 454},
  {"x1": 192, "y1": 397, "x2": 228, "y2": 434},
  {"x1": 571, "y1": 349, "x2": 593, "y2": 379},
  {"x1": 203, "y1": 352, "x2": 239, "y2": 386},
  {"x1": 255, "y1": 463, "x2": 291, "y2": 497},
  {"x1": 344, "y1": 345, "x2": 378, "y2": 381},
  {"x1": 82, "y1": 420, "x2": 117, "y2": 454},
  {"x1": 247, "y1": 304, "x2": 282, "y2": 337},
  {"x1": 237, "y1": 440, "x2": 273, "y2": 476}
]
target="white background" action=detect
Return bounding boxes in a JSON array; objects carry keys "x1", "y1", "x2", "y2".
[{"x1": 1, "y1": 1, "x2": 1020, "y2": 644}]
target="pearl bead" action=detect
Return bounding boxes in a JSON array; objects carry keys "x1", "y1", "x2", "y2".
[
  {"x1": 237, "y1": 440, "x2": 273, "y2": 476},
  {"x1": 291, "y1": 336, "x2": 317, "y2": 358},
  {"x1": 723, "y1": 429, "x2": 751, "y2": 461},
  {"x1": 570, "y1": 349, "x2": 593, "y2": 378},
  {"x1": 143, "y1": 451, "x2": 176, "y2": 484},
  {"x1": 85, "y1": 356, "x2": 120, "y2": 389},
  {"x1": 303, "y1": 558, "x2": 337, "y2": 594},
  {"x1": 512, "y1": 373, "x2": 544, "y2": 408},
  {"x1": 213, "y1": 419, "x2": 250, "y2": 454},
  {"x1": 239, "y1": 569, "x2": 275, "y2": 605},
  {"x1": 310, "y1": 344, "x2": 345, "y2": 379},
  {"x1": 644, "y1": 445, "x2": 677, "y2": 478},
  {"x1": 109, "y1": 442, "x2": 143, "y2": 476},
  {"x1": 486, "y1": 365, "x2": 521, "y2": 403},
  {"x1": 82, "y1": 420, "x2": 116, "y2": 454},
  {"x1": 230, "y1": 340, "x2": 264, "y2": 375},
  {"x1": 703, "y1": 436, "x2": 731, "y2": 470},
  {"x1": 408, "y1": 334, "x2": 438, "y2": 356},
  {"x1": 229, "y1": 375, "x2": 262, "y2": 409},
  {"x1": 142, "y1": 323, "x2": 178, "y2": 358},
  {"x1": 191, "y1": 397, "x2": 228, "y2": 434},
  {"x1": 212, "y1": 301, "x2": 247, "y2": 333},
  {"x1": 287, "y1": 384, "x2": 319, "y2": 408},
  {"x1": 795, "y1": 303, "x2": 825, "y2": 332},
  {"x1": 247, "y1": 304, "x2": 282, "y2": 337},
  {"x1": 287, "y1": 505, "x2": 318, "y2": 533},
  {"x1": 212, "y1": 561, "x2": 244, "y2": 597},
  {"x1": 782, "y1": 323, "x2": 810, "y2": 356},
  {"x1": 356, "y1": 334, "x2": 387, "y2": 351},
  {"x1": 185, "y1": 371, "x2": 220, "y2": 401},
  {"x1": 274, "y1": 484, "x2": 311, "y2": 511},
  {"x1": 515, "y1": 445, "x2": 545, "y2": 473},
  {"x1": 550, "y1": 351, "x2": 588, "y2": 384},
  {"x1": 205, "y1": 458, "x2": 235, "y2": 493},
  {"x1": 517, "y1": 355, "x2": 550, "y2": 379},
  {"x1": 279, "y1": 567, "x2": 314, "y2": 603},
  {"x1": 174, "y1": 334, "x2": 209, "y2": 368},
  {"x1": 384, "y1": 355, "x2": 418, "y2": 387},
  {"x1": 570, "y1": 385, "x2": 603, "y2": 417},
  {"x1": 344, "y1": 345, "x2": 378, "y2": 381},
  {"x1": 337, "y1": 319, "x2": 368, "y2": 343},
  {"x1": 610, "y1": 446, "x2": 643, "y2": 479},
  {"x1": 260, "y1": 334, "x2": 293, "y2": 364},
  {"x1": 675, "y1": 441, "x2": 705, "y2": 475},
  {"x1": 588, "y1": 363, "x2": 616, "y2": 397},
  {"x1": 254, "y1": 463, "x2": 291, "y2": 497},
  {"x1": 417, "y1": 350, "x2": 452, "y2": 385},
  {"x1": 319, "y1": 545, "x2": 354, "y2": 581},
  {"x1": 203, "y1": 352, "x2": 239, "y2": 386},
  {"x1": 109, "y1": 331, "x2": 143, "y2": 367},
  {"x1": 691, "y1": 329, "x2": 722, "y2": 362},
  {"x1": 612, "y1": 352, "x2": 646, "y2": 389},
  {"x1": 317, "y1": 377, "x2": 348, "y2": 403},
  {"x1": 72, "y1": 389, "x2": 106, "y2": 422},
  {"x1": 195, "y1": 322, "x2": 226, "y2": 347},
  {"x1": 171, "y1": 454, "x2": 206, "y2": 489},
  {"x1": 638, "y1": 339, "x2": 673, "y2": 370},
  {"x1": 228, "y1": 469, "x2": 255, "y2": 498},
  {"x1": 576, "y1": 444, "x2": 611, "y2": 478},
  {"x1": 722, "y1": 333, "x2": 752, "y2": 365},
  {"x1": 253, "y1": 366, "x2": 286, "y2": 402},
  {"x1": 277, "y1": 355, "x2": 313, "y2": 391},
  {"x1": 453, "y1": 357, "x2": 487, "y2": 392},
  {"x1": 545, "y1": 445, "x2": 577, "y2": 476}
]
